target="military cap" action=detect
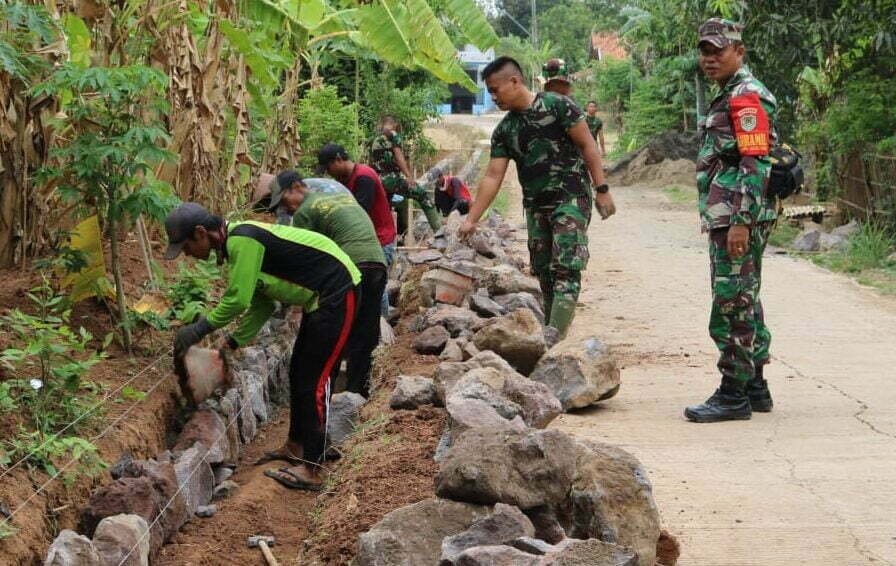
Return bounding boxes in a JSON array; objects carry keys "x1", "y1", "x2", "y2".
[
  {"x1": 542, "y1": 58, "x2": 572, "y2": 83},
  {"x1": 698, "y1": 18, "x2": 744, "y2": 48}
]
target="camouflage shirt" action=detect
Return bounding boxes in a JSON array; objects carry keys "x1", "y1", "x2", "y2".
[
  {"x1": 369, "y1": 129, "x2": 404, "y2": 190},
  {"x1": 697, "y1": 67, "x2": 778, "y2": 231},
  {"x1": 585, "y1": 114, "x2": 603, "y2": 139},
  {"x1": 491, "y1": 92, "x2": 590, "y2": 209}
]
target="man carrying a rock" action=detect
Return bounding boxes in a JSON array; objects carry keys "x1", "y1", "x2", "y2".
[
  {"x1": 460, "y1": 56, "x2": 616, "y2": 344},
  {"x1": 266, "y1": 170, "x2": 387, "y2": 399},
  {"x1": 369, "y1": 115, "x2": 442, "y2": 234},
  {"x1": 165, "y1": 203, "x2": 360, "y2": 489},
  {"x1": 685, "y1": 18, "x2": 778, "y2": 423}
]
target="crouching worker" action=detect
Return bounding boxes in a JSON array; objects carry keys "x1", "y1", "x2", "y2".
[
  {"x1": 433, "y1": 168, "x2": 472, "y2": 216},
  {"x1": 266, "y1": 170, "x2": 387, "y2": 398},
  {"x1": 164, "y1": 203, "x2": 360, "y2": 490}
]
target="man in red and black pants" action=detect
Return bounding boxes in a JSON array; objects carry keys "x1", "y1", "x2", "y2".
[
  {"x1": 433, "y1": 167, "x2": 472, "y2": 216},
  {"x1": 317, "y1": 143, "x2": 398, "y2": 315},
  {"x1": 165, "y1": 203, "x2": 360, "y2": 490}
]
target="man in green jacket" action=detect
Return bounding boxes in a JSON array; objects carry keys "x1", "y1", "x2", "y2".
[
  {"x1": 267, "y1": 170, "x2": 387, "y2": 398},
  {"x1": 166, "y1": 203, "x2": 360, "y2": 490}
]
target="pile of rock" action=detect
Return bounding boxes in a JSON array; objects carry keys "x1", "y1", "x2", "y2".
[
  {"x1": 790, "y1": 220, "x2": 858, "y2": 252},
  {"x1": 371, "y1": 214, "x2": 669, "y2": 565},
  {"x1": 44, "y1": 315, "x2": 367, "y2": 566}
]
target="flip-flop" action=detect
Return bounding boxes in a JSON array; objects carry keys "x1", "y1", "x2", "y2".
[
  {"x1": 264, "y1": 467, "x2": 323, "y2": 491},
  {"x1": 254, "y1": 449, "x2": 302, "y2": 466}
]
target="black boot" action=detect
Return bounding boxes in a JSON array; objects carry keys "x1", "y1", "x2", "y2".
[
  {"x1": 684, "y1": 377, "x2": 752, "y2": 423},
  {"x1": 746, "y1": 365, "x2": 773, "y2": 412}
]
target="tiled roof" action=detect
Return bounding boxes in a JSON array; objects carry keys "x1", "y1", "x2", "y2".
[{"x1": 589, "y1": 32, "x2": 628, "y2": 60}]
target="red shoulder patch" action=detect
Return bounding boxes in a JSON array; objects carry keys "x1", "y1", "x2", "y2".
[{"x1": 729, "y1": 92, "x2": 770, "y2": 156}]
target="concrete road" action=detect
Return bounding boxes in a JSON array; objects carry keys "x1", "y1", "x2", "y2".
[{"x1": 442, "y1": 112, "x2": 896, "y2": 565}]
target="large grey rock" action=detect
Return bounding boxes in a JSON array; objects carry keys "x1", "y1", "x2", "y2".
[
  {"x1": 440, "y1": 503, "x2": 535, "y2": 565},
  {"x1": 380, "y1": 317, "x2": 396, "y2": 345},
  {"x1": 433, "y1": 351, "x2": 526, "y2": 406},
  {"x1": 218, "y1": 391, "x2": 243, "y2": 464},
  {"x1": 327, "y1": 392, "x2": 366, "y2": 450},
  {"x1": 547, "y1": 538, "x2": 638, "y2": 566},
  {"x1": 421, "y1": 306, "x2": 483, "y2": 337},
  {"x1": 390, "y1": 376, "x2": 438, "y2": 409},
  {"x1": 503, "y1": 375, "x2": 562, "y2": 429},
  {"x1": 530, "y1": 337, "x2": 620, "y2": 411},
  {"x1": 791, "y1": 227, "x2": 821, "y2": 252},
  {"x1": 831, "y1": 219, "x2": 859, "y2": 238},
  {"x1": 435, "y1": 428, "x2": 578, "y2": 509},
  {"x1": 354, "y1": 498, "x2": 490, "y2": 566},
  {"x1": 568, "y1": 440, "x2": 661, "y2": 565},
  {"x1": 469, "y1": 294, "x2": 506, "y2": 318},
  {"x1": 235, "y1": 370, "x2": 268, "y2": 424},
  {"x1": 480, "y1": 264, "x2": 542, "y2": 297},
  {"x1": 454, "y1": 546, "x2": 541, "y2": 566},
  {"x1": 469, "y1": 232, "x2": 498, "y2": 259},
  {"x1": 493, "y1": 293, "x2": 544, "y2": 323},
  {"x1": 44, "y1": 530, "x2": 101, "y2": 566},
  {"x1": 473, "y1": 310, "x2": 546, "y2": 375},
  {"x1": 446, "y1": 369, "x2": 526, "y2": 438},
  {"x1": 93, "y1": 514, "x2": 150, "y2": 566},
  {"x1": 173, "y1": 445, "x2": 214, "y2": 516},
  {"x1": 172, "y1": 409, "x2": 230, "y2": 465},
  {"x1": 415, "y1": 325, "x2": 451, "y2": 354},
  {"x1": 409, "y1": 249, "x2": 444, "y2": 264},
  {"x1": 819, "y1": 232, "x2": 848, "y2": 251}
]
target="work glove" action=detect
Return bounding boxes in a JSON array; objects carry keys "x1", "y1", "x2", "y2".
[{"x1": 174, "y1": 316, "x2": 215, "y2": 359}]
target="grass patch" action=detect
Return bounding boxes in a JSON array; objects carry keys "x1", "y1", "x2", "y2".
[
  {"x1": 768, "y1": 221, "x2": 801, "y2": 248},
  {"x1": 664, "y1": 184, "x2": 695, "y2": 204},
  {"x1": 804, "y1": 221, "x2": 896, "y2": 294}
]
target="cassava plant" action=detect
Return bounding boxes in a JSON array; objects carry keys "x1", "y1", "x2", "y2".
[{"x1": 34, "y1": 65, "x2": 178, "y2": 351}]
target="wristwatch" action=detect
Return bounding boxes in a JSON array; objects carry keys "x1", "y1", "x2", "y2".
[{"x1": 593, "y1": 183, "x2": 610, "y2": 194}]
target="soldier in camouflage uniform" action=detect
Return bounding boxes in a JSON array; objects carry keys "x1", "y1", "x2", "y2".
[
  {"x1": 685, "y1": 18, "x2": 778, "y2": 423},
  {"x1": 542, "y1": 58, "x2": 573, "y2": 97},
  {"x1": 585, "y1": 101, "x2": 606, "y2": 156},
  {"x1": 369, "y1": 115, "x2": 442, "y2": 234},
  {"x1": 460, "y1": 57, "x2": 616, "y2": 344}
]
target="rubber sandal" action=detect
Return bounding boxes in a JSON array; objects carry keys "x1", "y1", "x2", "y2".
[
  {"x1": 254, "y1": 448, "x2": 302, "y2": 466},
  {"x1": 264, "y1": 467, "x2": 323, "y2": 491}
]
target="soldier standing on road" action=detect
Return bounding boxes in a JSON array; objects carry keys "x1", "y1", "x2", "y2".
[
  {"x1": 369, "y1": 115, "x2": 442, "y2": 234},
  {"x1": 685, "y1": 18, "x2": 778, "y2": 423},
  {"x1": 460, "y1": 56, "x2": 616, "y2": 344},
  {"x1": 585, "y1": 101, "x2": 606, "y2": 157}
]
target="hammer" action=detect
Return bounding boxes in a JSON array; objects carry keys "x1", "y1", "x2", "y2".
[{"x1": 247, "y1": 535, "x2": 278, "y2": 566}]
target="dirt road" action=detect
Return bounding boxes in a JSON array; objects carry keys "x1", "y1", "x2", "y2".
[{"x1": 445, "y1": 113, "x2": 896, "y2": 565}]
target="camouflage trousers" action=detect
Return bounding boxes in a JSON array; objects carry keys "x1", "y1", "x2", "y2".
[
  {"x1": 526, "y1": 193, "x2": 592, "y2": 335},
  {"x1": 384, "y1": 174, "x2": 441, "y2": 232},
  {"x1": 708, "y1": 222, "x2": 773, "y2": 384}
]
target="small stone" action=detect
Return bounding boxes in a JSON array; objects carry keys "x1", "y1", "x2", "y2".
[
  {"x1": 390, "y1": 376, "x2": 438, "y2": 410},
  {"x1": 212, "y1": 480, "x2": 240, "y2": 500},
  {"x1": 327, "y1": 392, "x2": 366, "y2": 453},
  {"x1": 508, "y1": 537, "x2": 555, "y2": 556},
  {"x1": 213, "y1": 466, "x2": 234, "y2": 485},
  {"x1": 93, "y1": 514, "x2": 150, "y2": 566},
  {"x1": 415, "y1": 325, "x2": 450, "y2": 354},
  {"x1": 440, "y1": 339, "x2": 465, "y2": 362},
  {"x1": 440, "y1": 503, "x2": 535, "y2": 564},
  {"x1": 469, "y1": 294, "x2": 506, "y2": 318},
  {"x1": 195, "y1": 505, "x2": 217, "y2": 518},
  {"x1": 44, "y1": 530, "x2": 101, "y2": 566}
]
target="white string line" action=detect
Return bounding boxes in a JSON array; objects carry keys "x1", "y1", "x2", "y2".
[
  {"x1": 0, "y1": 347, "x2": 173, "y2": 483},
  {"x1": 0, "y1": 368, "x2": 171, "y2": 531},
  {"x1": 116, "y1": 399, "x2": 251, "y2": 566}
]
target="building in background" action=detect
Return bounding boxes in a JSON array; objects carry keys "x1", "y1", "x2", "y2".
[{"x1": 440, "y1": 45, "x2": 496, "y2": 115}]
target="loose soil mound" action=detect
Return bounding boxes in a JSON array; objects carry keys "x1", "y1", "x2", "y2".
[{"x1": 609, "y1": 131, "x2": 699, "y2": 188}]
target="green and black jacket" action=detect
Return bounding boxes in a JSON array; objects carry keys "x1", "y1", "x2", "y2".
[{"x1": 206, "y1": 221, "x2": 361, "y2": 345}]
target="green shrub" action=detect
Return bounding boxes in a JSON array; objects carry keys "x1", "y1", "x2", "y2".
[
  {"x1": 297, "y1": 85, "x2": 359, "y2": 173},
  {"x1": 0, "y1": 276, "x2": 106, "y2": 478}
]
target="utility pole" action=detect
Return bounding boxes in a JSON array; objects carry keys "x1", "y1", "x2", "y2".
[{"x1": 530, "y1": 0, "x2": 538, "y2": 49}]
